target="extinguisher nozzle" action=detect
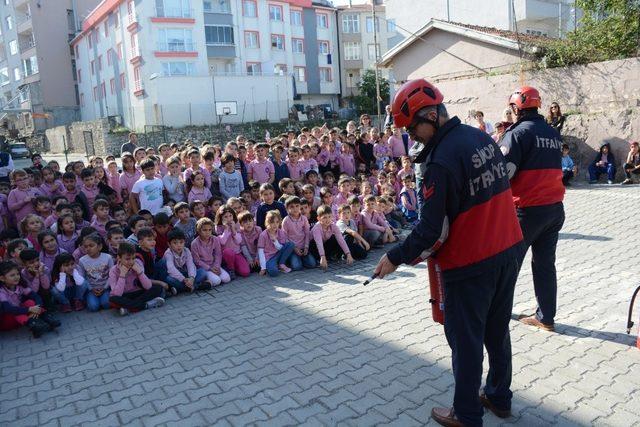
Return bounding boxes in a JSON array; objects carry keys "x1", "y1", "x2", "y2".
[{"x1": 363, "y1": 273, "x2": 379, "y2": 286}]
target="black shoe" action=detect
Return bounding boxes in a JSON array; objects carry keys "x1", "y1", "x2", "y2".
[
  {"x1": 197, "y1": 281, "x2": 212, "y2": 291},
  {"x1": 40, "y1": 312, "x2": 61, "y2": 329},
  {"x1": 27, "y1": 318, "x2": 51, "y2": 338}
]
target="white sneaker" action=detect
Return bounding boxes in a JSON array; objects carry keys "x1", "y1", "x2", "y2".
[
  {"x1": 119, "y1": 307, "x2": 129, "y2": 316},
  {"x1": 145, "y1": 297, "x2": 165, "y2": 309}
]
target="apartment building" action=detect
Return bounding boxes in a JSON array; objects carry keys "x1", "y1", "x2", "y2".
[
  {"x1": 0, "y1": 0, "x2": 100, "y2": 135},
  {"x1": 385, "y1": 0, "x2": 579, "y2": 48},
  {"x1": 336, "y1": 1, "x2": 397, "y2": 103},
  {"x1": 72, "y1": 0, "x2": 341, "y2": 130}
]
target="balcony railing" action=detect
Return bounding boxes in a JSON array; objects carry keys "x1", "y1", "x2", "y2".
[
  {"x1": 16, "y1": 14, "x2": 31, "y2": 26},
  {"x1": 203, "y1": 1, "x2": 231, "y2": 13},
  {"x1": 155, "y1": 7, "x2": 193, "y2": 18},
  {"x1": 156, "y1": 41, "x2": 196, "y2": 52},
  {"x1": 19, "y1": 39, "x2": 36, "y2": 51}
]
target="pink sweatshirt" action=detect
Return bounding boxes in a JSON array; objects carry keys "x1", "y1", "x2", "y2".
[
  {"x1": 119, "y1": 170, "x2": 142, "y2": 195},
  {"x1": 216, "y1": 225, "x2": 242, "y2": 254},
  {"x1": 334, "y1": 192, "x2": 350, "y2": 207},
  {"x1": 257, "y1": 229, "x2": 288, "y2": 260},
  {"x1": 282, "y1": 214, "x2": 310, "y2": 251},
  {"x1": 8, "y1": 187, "x2": 41, "y2": 223},
  {"x1": 184, "y1": 166, "x2": 211, "y2": 189},
  {"x1": 188, "y1": 187, "x2": 212, "y2": 203},
  {"x1": 62, "y1": 187, "x2": 79, "y2": 204},
  {"x1": 21, "y1": 267, "x2": 51, "y2": 292},
  {"x1": 107, "y1": 172, "x2": 123, "y2": 203},
  {"x1": 362, "y1": 209, "x2": 386, "y2": 232},
  {"x1": 190, "y1": 235, "x2": 222, "y2": 270},
  {"x1": 240, "y1": 226, "x2": 262, "y2": 259},
  {"x1": 287, "y1": 161, "x2": 304, "y2": 180},
  {"x1": 338, "y1": 154, "x2": 355, "y2": 176},
  {"x1": 40, "y1": 181, "x2": 64, "y2": 198},
  {"x1": 164, "y1": 248, "x2": 197, "y2": 281},
  {"x1": 310, "y1": 223, "x2": 350, "y2": 257},
  {"x1": 108, "y1": 260, "x2": 152, "y2": 296}
]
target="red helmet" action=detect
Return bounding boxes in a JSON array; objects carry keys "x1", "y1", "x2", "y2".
[
  {"x1": 508, "y1": 86, "x2": 541, "y2": 110},
  {"x1": 392, "y1": 79, "x2": 444, "y2": 128}
]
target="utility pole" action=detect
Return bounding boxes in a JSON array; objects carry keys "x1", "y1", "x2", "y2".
[
  {"x1": 558, "y1": 2, "x2": 562, "y2": 38},
  {"x1": 446, "y1": 0, "x2": 450, "y2": 21},
  {"x1": 371, "y1": 0, "x2": 382, "y2": 130}
]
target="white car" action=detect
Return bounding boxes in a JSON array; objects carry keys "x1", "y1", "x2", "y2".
[{"x1": 9, "y1": 142, "x2": 30, "y2": 159}]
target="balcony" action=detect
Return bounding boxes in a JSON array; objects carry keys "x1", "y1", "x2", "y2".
[
  {"x1": 151, "y1": 7, "x2": 196, "y2": 23},
  {"x1": 16, "y1": 14, "x2": 32, "y2": 33},
  {"x1": 129, "y1": 47, "x2": 142, "y2": 65},
  {"x1": 154, "y1": 42, "x2": 198, "y2": 58},
  {"x1": 203, "y1": 1, "x2": 231, "y2": 14},
  {"x1": 127, "y1": 12, "x2": 140, "y2": 32},
  {"x1": 19, "y1": 39, "x2": 36, "y2": 56},
  {"x1": 133, "y1": 79, "x2": 145, "y2": 97}
]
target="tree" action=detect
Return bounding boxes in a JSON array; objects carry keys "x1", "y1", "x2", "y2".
[
  {"x1": 535, "y1": 0, "x2": 640, "y2": 68},
  {"x1": 353, "y1": 69, "x2": 390, "y2": 115}
]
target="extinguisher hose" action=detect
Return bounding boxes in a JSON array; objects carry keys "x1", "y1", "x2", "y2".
[{"x1": 627, "y1": 285, "x2": 640, "y2": 334}]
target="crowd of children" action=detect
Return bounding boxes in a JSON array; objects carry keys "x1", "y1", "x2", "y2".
[{"x1": 0, "y1": 125, "x2": 421, "y2": 338}]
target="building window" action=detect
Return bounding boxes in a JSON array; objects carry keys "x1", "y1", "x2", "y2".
[
  {"x1": 158, "y1": 28, "x2": 194, "y2": 51},
  {"x1": 110, "y1": 78, "x2": 115, "y2": 94},
  {"x1": 273, "y1": 64, "x2": 287, "y2": 76},
  {"x1": 292, "y1": 38, "x2": 304, "y2": 53},
  {"x1": 271, "y1": 34, "x2": 284, "y2": 50},
  {"x1": 77, "y1": 68, "x2": 82, "y2": 83},
  {"x1": 294, "y1": 66, "x2": 305, "y2": 82},
  {"x1": 344, "y1": 41, "x2": 361, "y2": 60},
  {"x1": 93, "y1": 86, "x2": 98, "y2": 100},
  {"x1": 22, "y1": 56, "x2": 38, "y2": 76},
  {"x1": 98, "y1": 55, "x2": 103, "y2": 70},
  {"x1": 366, "y1": 16, "x2": 379, "y2": 33},
  {"x1": 204, "y1": 0, "x2": 230, "y2": 13},
  {"x1": 156, "y1": 0, "x2": 193, "y2": 18},
  {"x1": 342, "y1": 14, "x2": 359, "y2": 33},
  {"x1": 387, "y1": 19, "x2": 396, "y2": 32},
  {"x1": 0, "y1": 67, "x2": 8, "y2": 86},
  {"x1": 243, "y1": 0, "x2": 256, "y2": 17},
  {"x1": 133, "y1": 66, "x2": 142, "y2": 91},
  {"x1": 114, "y1": 11, "x2": 119, "y2": 28},
  {"x1": 117, "y1": 43, "x2": 123, "y2": 59},
  {"x1": 75, "y1": 45, "x2": 79, "y2": 58},
  {"x1": 318, "y1": 40, "x2": 329, "y2": 55},
  {"x1": 88, "y1": 32, "x2": 93, "y2": 49},
  {"x1": 131, "y1": 34, "x2": 138, "y2": 56},
  {"x1": 205, "y1": 25, "x2": 234, "y2": 45},
  {"x1": 101, "y1": 82, "x2": 106, "y2": 98},
  {"x1": 90, "y1": 60, "x2": 95, "y2": 75},
  {"x1": 367, "y1": 43, "x2": 380, "y2": 60},
  {"x1": 12, "y1": 67, "x2": 20, "y2": 81},
  {"x1": 9, "y1": 40, "x2": 17, "y2": 56},
  {"x1": 244, "y1": 31, "x2": 259, "y2": 48},
  {"x1": 104, "y1": 21, "x2": 109, "y2": 37},
  {"x1": 80, "y1": 93, "x2": 85, "y2": 107},
  {"x1": 290, "y1": 10, "x2": 302, "y2": 26},
  {"x1": 269, "y1": 4, "x2": 282, "y2": 21},
  {"x1": 120, "y1": 72, "x2": 126, "y2": 89},
  {"x1": 319, "y1": 67, "x2": 331, "y2": 82},
  {"x1": 5, "y1": 16, "x2": 13, "y2": 30},
  {"x1": 162, "y1": 61, "x2": 196, "y2": 76},
  {"x1": 246, "y1": 62, "x2": 261, "y2": 75},
  {"x1": 107, "y1": 49, "x2": 112, "y2": 65},
  {"x1": 316, "y1": 13, "x2": 328, "y2": 28}
]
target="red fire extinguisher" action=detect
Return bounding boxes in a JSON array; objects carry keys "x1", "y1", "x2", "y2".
[
  {"x1": 626, "y1": 285, "x2": 640, "y2": 350},
  {"x1": 427, "y1": 258, "x2": 445, "y2": 325}
]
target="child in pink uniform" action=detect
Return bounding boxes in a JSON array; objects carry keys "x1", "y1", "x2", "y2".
[
  {"x1": 119, "y1": 153, "x2": 142, "y2": 202},
  {"x1": 239, "y1": 212, "x2": 261, "y2": 272},
  {"x1": 282, "y1": 196, "x2": 316, "y2": 269},
  {"x1": 310, "y1": 205, "x2": 353, "y2": 269},
  {"x1": 39, "y1": 166, "x2": 64, "y2": 198},
  {"x1": 190, "y1": 217, "x2": 231, "y2": 286},
  {"x1": 215, "y1": 207, "x2": 250, "y2": 278},
  {"x1": 257, "y1": 210, "x2": 294, "y2": 277},
  {"x1": 8, "y1": 169, "x2": 42, "y2": 224},
  {"x1": 248, "y1": 143, "x2": 275, "y2": 184}
]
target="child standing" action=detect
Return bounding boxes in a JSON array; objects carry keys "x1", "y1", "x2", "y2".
[
  {"x1": 61, "y1": 171, "x2": 80, "y2": 204},
  {"x1": 255, "y1": 184, "x2": 287, "y2": 230},
  {"x1": 310, "y1": 205, "x2": 354, "y2": 269},
  {"x1": 162, "y1": 155, "x2": 186, "y2": 203},
  {"x1": 215, "y1": 207, "x2": 250, "y2": 278},
  {"x1": 56, "y1": 215, "x2": 78, "y2": 254},
  {"x1": 191, "y1": 217, "x2": 231, "y2": 286},
  {"x1": 77, "y1": 234, "x2": 114, "y2": 312},
  {"x1": 248, "y1": 143, "x2": 275, "y2": 185},
  {"x1": 90, "y1": 199, "x2": 112, "y2": 238},
  {"x1": 20, "y1": 214, "x2": 45, "y2": 251},
  {"x1": 8, "y1": 169, "x2": 41, "y2": 224},
  {"x1": 187, "y1": 170, "x2": 213, "y2": 204},
  {"x1": 361, "y1": 195, "x2": 394, "y2": 247},
  {"x1": 219, "y1": 154, "x2": 245, "y2": 200},
  {"x1": 173, "y1": 202, "x2": 197, "y2": 246},
  {"x1": 336, "y1": 204, "x2": 369, "y2": 260},
  {"x1": 119, "y1": 153, "x2": 142, "y2": 203},
  {"x1": 40, "y1": 166, "x2": 64, "y2": 198},
  {"x1": 51, "y1": 253, "x2": 88, "y2": 313},
  {"x1": 130, "y1": 158, "x2": 165, "y2": 215},
  {"x1": 282, "y1": 197, "x2": 316, "y2": 270},
  {"x1": 163, "y1": 229, "x2": 209, "y2": 294},
  {"x1": 38, "y1": 231, "x2": 66, "y2": 273},
  {"x1": 399, "y1": 176, "x2": 419, "y2": 222},
  {"x1": 108, "y1": 242, "x2": 165, "y2": 316},
  {"x1": 258, "y1": 210, "x2": 294, "y2": 277}
]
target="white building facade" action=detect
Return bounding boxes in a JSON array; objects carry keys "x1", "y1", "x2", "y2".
[{"x1": 72, "y1": 0, "x2": 341, "y2": 130}]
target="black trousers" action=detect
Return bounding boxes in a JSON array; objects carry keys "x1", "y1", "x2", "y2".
[
  {"x1": 517, "y1": 202, "x2": 565, "y2": 325},
  {"x1": 444, "y1": 258, "x2": 520, "y2": 427},
  {"x1": 343, "y1": 234, "x2": 368, "y2": 260},
  {"x1": 624, "y1": 163, "x2": 640, "y2": 179},
  {"x1": 310, "y1": 236, "x2": 342, "y2": 260},
  {"x1": 562, "y1": 170, "x2": 574, "y2": 186},
  {"x1": 109, "y1": 284, "x2": 164, "y2": 311}
]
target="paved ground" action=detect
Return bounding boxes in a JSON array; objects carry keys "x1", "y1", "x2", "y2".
[{"x1": 1, "y1": 184, "x2": 640, "y2": 426}]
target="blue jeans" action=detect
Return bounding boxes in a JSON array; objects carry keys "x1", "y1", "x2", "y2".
[
  {"x1": 165, "y1": 268, "x2": 207, "y2": 293},
  {"x1": 289, "y1": 252, "x2": 317, "y2": 270},
  {"x1": 588, "y1": 163, "x2": 616, "y2": 182},
  {"x1": 266, "y1": 242, "x2": 295, "y2": 277},
  {"x1": 86, "y1": 289, "x2": 111, "y2": 311},
  {"x1": 51, "y1": 281, "x2": 89, "y2": 305}
]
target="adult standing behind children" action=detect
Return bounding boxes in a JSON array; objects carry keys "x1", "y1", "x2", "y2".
[{"x1": 120, "y1": 132, "x2": 138, "y2": 156}]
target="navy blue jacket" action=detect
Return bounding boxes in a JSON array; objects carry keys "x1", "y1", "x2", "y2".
[
  {"x1": 255, "y1": 201, "x2": 287, "y2": 230},
  {"x1": 499, "y1": 113, "x2": 565, "y2": 208},
  {"x1": 387, "y1": 117, "x2": 523, "y2": 281}
]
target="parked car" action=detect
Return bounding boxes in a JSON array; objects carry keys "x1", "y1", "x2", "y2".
[{"x1": 9, "y1": 142, "x2": 30, "y2": 159}]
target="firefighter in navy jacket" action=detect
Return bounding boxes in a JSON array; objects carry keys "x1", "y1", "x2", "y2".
[
  {"x1": 374, "y1": 79, "x2": 524, "y2": 427},
  {"x1": 499, "y1": 86, "x2": 565, "y2": 333}
]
